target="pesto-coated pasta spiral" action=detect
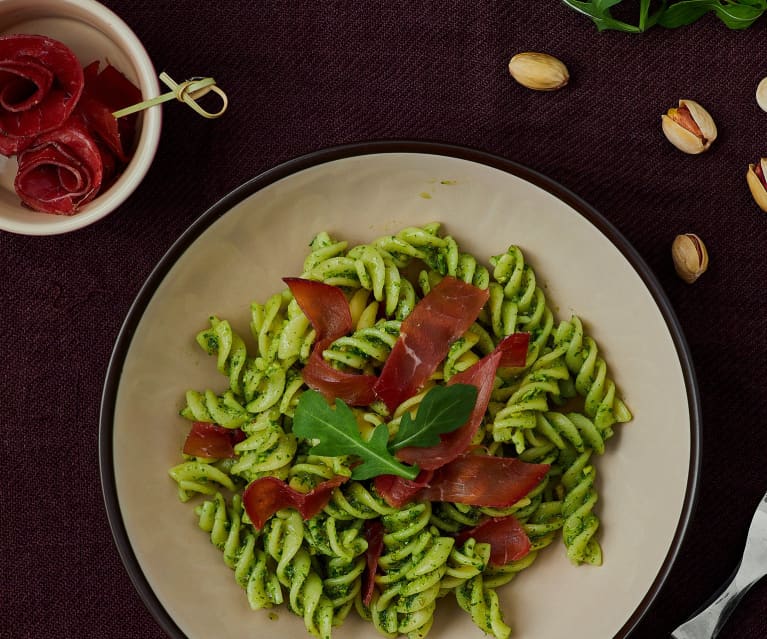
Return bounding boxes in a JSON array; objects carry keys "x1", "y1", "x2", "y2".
[
  {"x1": 195, "y1": 316, "x2": 248, "y2": 396},
  {"x1": 196, "y1": 493, "x2": 284, "y2": 609},
  {"x1": 371, "y1": 502, "x2": 455, "y2": 639},
  {"x1": 306, "y1": 514, "x2": 369, "y2": 622},
  {"x1": 323, "y1": 319, "x2": 401, "y2": 373},
  {"x1": 168, "y1": 459, "x2": 237, "y2": 502},
  {"x1": 487, "y1": 247, "x2": 535, "y2": 334},
  {"x1": 455, "y1": 572, "x2": 511, "y2": 639},
  {"x1": 324, "y1": 553, "x2": 367, "y2": 624},
  {"x1": 554, "y1": 315, "x2": 632, "y2": 433},
  {"x1": 429, "y1": 502, "x2": 482, "y2": 534},
  {"x1": 439, "y1": 538, "x2": 490, "y2": 593},
  {"x1": 230, "y1": 411, "x2": 297, "y2": 482},
  {"x1": 323, "y1": 480, "x2": 397, "y2": 521},
  {"x1": 534, "y1": 410, "x2": 608, "y2": 455},
  {"x1": 288, "y1": 452, "x2": 353, "y2": 493},
  {"x1": 305, "y1": 514, "x2": 367, "y2": 559},
  {"x1": 558, "y1": 446, "x2": 602, "y2": 566},
  {"x1": 490, "y1": 345, "x2": 571, "y2": 452},
  {"x1": 263, "y1": 510, "x2": 336, "y2": 638},
  {"x1": 442, "y1": 332, "x2": 482, "y2": 381},
  {"x1": 180, "y1": 389, "x2": 250, "y2": 428}
]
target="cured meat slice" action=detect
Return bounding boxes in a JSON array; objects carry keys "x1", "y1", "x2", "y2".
[
  {"x1": 77, "y1": 61, "x2": 141, "y2": 162},
  {"x1": 373, "y1": 277, "x2": 489, "y2": 413},
  {"x1": 182, "y1": 421, "x2": 246, "y2": 459},
  {"x1": 14, "y1": 117, "x2": 103, "y2": 215},
  {"x1": 242, "y1": 475, "x2": 348, "y2": 529},
  {"x1": 362, "y1": 519, "x2": 384, "y2": 605},
  {"x1": 395, "y1": 332, "x2": 529, "y2": 470},
  {"x1": 284, "y1": 277, "x2": 378, "y2": 405},
  {"x1": 454, "y1": 515, "x2": 532, "y2": 565},
  {"x1": 414, "y1": 454, "x2": 550, "y2": 507},
  {"x1": 0, "y1": 35, "x2": 84, "y2": 155}
]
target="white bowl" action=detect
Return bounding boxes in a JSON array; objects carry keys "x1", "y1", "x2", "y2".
[
  {"x1": 0, "y1": 0, "x2": 161, "y2": 235},
  {"x1": 101, "y1": 143, "x2": 701, "y2": 639}
]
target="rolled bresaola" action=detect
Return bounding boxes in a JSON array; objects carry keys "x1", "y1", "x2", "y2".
[
  {"x1": 14, "y1": 116, "x2": 103, "y2": 215},
  {"x1": 0, "y1": 35, "x2": 84, "y2": 156}
]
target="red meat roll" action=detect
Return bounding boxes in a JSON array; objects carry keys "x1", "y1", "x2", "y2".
[
  {"x1": 0, "y1": 34, "x2": 84, "y2": 155},
  {"x1": 14, "y1": 116, "x2": 103, "y2": 215}
]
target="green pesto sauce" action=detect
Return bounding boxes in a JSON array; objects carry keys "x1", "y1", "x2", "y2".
[{"x1": 204, "y1": 334, "x2": 219, "y2": 352}]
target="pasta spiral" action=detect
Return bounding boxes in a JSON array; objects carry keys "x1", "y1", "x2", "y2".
[
  {"x1": 439, "y1": 538, "x2": 490, "y2": 593},
  {"x1": 168, "y1": 459, "x2": 237, "y2": 502},
  {"x1": 323, "y1": 480, "x2": 397, "y2": 521},
  {"x1": 230, "y1": 411, "x2": 297, "y2": 482},
  {"x1": 454, "y1": 572, "x2": 511, "y2": 639},
  {"x1": 323, "y1": 319, "x2": 401, "y2": 374},
  {"x1": 558, "y1": 446, "x2": 602, "y2": 566},
  {"x1": 196, "y1": 493, "x2": 283, "y2": 609},
  {"x1": 263, "y1": 510, "x2": 336, "y2": 638},
  {"x1": 490, "y1": 345, "x2": 571, "y2": 452},
  {"x1": 180, "y1": 389, "x2": 250, "y2": 429},
  {"x1": 554, "y1": 316, "x2": 632, "y2": 433},
  {"x1": 534, "y1": 411, "x2": 607, "y2": 455},
  {"x1": 371, "y1": 503, "x2": 454, "y2": 639}
]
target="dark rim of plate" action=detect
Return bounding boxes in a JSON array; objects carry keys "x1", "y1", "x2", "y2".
[{"x1": 99, "y1": 139, "x2": 702, "y2": 639}]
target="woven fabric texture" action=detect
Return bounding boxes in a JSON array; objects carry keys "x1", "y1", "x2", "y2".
[{"x1": 1, "y1": 2, "x2": 766, "y2": 638}]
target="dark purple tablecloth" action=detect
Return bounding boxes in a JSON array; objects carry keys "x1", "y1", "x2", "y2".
[{"x1": 3, "y1": 2, "x2": 766, "y2": 638}]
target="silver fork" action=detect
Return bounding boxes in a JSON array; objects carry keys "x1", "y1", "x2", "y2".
[{"x1": 671, "y1": 489, "x2": 767, "y2": 639}]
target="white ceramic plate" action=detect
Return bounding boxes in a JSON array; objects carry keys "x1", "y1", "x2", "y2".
[{"x1": 101, "y1": 142, "x2": 701, "y2": 639}]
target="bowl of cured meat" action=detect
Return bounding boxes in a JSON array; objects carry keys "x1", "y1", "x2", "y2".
[{"x1": 0, "y1": 0, "x2": 161, "y2": 235}]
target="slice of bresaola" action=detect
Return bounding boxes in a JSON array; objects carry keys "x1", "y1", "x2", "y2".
[
  {"x1": 0, "y1": 35, "x2": 85, "y2": 155},
  {"x1": 373, "y1": 276, "x2": 489, "y2": 413},
  {"x1": 77, "y1": 61, "x2": 142, "y2": 163},
  {"x1": 14, "y1": 116, "x2": 103, "y2": 215}
]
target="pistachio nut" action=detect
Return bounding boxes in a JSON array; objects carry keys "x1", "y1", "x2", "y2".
[
  {"x1": 757, "y1": 77, "x2": 767, "y2": 112},
  {"x1": 672, "y1": 233, "x2": 708, "y2": 284},
  {"x1": 661, "y1": 100, "x2": 717, "y2": 154},
  {"x1": 508, "y1": 52, "x2": 569, "y2": 91},
  {"x1": 746, "y1": 158, "x2": 767, "y2": 212}
]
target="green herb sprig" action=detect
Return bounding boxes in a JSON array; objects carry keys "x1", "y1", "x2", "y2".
[
  {"x1": 561, "y1": 0, "x2": 767, "y2": 32},
  {"x1": 292, "y1": 384, "x2": 478, "y2": 481}
]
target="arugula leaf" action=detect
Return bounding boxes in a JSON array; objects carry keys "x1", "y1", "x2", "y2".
[
  {"x1": 389, "y1": 384, "x2": 478, "y2": 452},
  {"x1": 293, "y1": 389, "x2": 419, "y2": 481},
  {"x1": 292, "y1": 384, "x2": 479, "y2": 481}
]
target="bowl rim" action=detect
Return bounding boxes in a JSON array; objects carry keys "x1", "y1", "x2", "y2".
[
  {"x1": 0, "y1": 0, "x2": 162, "y2": 236},
  {"x1": 99, "y1": 139, "x2": 702, "y2": 639}
]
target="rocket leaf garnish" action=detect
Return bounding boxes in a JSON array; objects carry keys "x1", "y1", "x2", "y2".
[{"x1": 292, "y1": 384, "x2": 477, "y2": 481}]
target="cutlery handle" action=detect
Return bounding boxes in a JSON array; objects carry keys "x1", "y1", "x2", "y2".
[{"x1": 670, "y1": 562, "x2": 761, "y2": 639}]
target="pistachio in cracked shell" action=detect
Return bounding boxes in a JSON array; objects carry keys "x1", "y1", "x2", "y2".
[
  {"x1": 661, "y1": 100, "x2": 717, "y2": 154},
  {"x1": 508, "y1": 52, "x2": 569, "y2": 91},
  {"x1": 672, "y1": 233, "x2": 708, "y2": 284},
  {"x1": 746, "y1": 158, "x2": 767, "y2": 212}
]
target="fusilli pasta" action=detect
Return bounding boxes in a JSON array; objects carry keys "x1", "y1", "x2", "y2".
[{"x1": 169, "y1": 223, "x2": 632, "y2": 638}]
